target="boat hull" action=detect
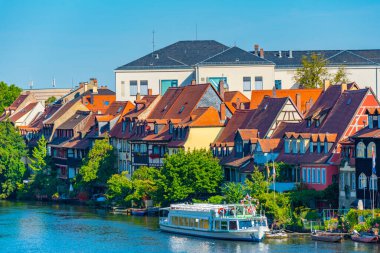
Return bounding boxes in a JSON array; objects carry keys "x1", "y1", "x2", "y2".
[
  {"x1": 311, "y1": 234, "x2": 342, "y2": 243},
  {"x1": 160, "y1": 224, "x2": 264, "y2": 242},
  {"x1": 351, "y1": 235, "x2": 378, "y2": 243}
]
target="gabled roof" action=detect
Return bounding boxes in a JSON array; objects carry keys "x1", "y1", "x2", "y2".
[
  {"x1": 261, "y1": 49, "x2": 380, "y2": 68},
  {"x1": 213, "y1": 110, "x2": 256, "y2": 145},
  {"x1": 257, "y1": 139, "x2": 281, "y2": 153},
  {"x1": 9, "y1": 102, "x2": 38, "y2": 122},
  {"x1": 7, "y1": 94, "x2": 31, "y2": 111},
  {"x1": 20, "y1": 104, "x2": 62, "y2": 130},
  {"x1": 57, "y1": 111, "x2": 91, "y2": 130},
  {"x1": 199, "y1": 46, "x2": 273, "y2": 65},
  {"x1": 250, "y1": 88, "x2": 322, "y2": 115},
  {"x1": 351, "y1": 127, "x2": 380, "y2": 139},
  {"x1": 182, "y1": 107, "x2": 223, "y2": 127},
  {"x1": 116, "y1": 40, "x2": 229, "y2": 70},
  {"x1": 237, "y1": 129, "x2": 258, "y2": 141},
  {"x1": 224, "y1": 91, "x2": 250, "y2": 113}
]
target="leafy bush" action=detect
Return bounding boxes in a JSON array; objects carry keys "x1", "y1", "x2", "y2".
[{"x1": 208, "y1": 195, "x2": 224, "y2": 204}]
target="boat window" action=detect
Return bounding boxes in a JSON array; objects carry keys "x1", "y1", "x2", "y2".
[
  {"x1": 239, "y1": 220, "x2": 252, "y2": 229},
  {"x1": 221, "y1": 221, "x2": 228, "y2": 230},
  {"x1": 229, "y1": 221, "x2": 237, "y2": 230},
  {"x1": 200, "y1": 219, "x2": 209, "y2": 230},
  {"x1": 171, "y1": 216, "x2": 178, "y2": 225},
  {"x1": 214, "y1": 220, "x2": 221, "y2": 230},
  {"x1": 189, "y1": 218, "x2": 195, "y2": 228},
  {"x1": 195, "y1": 218, "x2": 200, "y2": 228}
]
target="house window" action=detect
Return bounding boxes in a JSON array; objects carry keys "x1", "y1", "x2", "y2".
[
  {"x1": 160, "y1": 80, "x2": 178, "y2": 95},
  {"x1": 140, "y1": 80, "x2": 148, "y2": 95},
  {"x1": 340, "y1": 173, "x2": 345, "y2": 189},
  {"x1": 292, "y1": 139, "x2": 298, "y2": 154},
  {"x1": 302, "y1": 168, "x2": 306, "y2": 182},
  {"x1": 122, "y1": 121, "x2": 126, "y2": 133},
  {"x1": 369, "y1": 116, "x2": 373, "y2": 129},
  {"x1": 169, "y1": 123, "x2": 173, "y2": 134},
  {"x1": 140, "y1": 144, "x2": 147, "y2": 153},
  {"x1": 317, "y1": 168, "x2": 321, "y2": 183},
  {"x1": 300, "y1": 139, "x2": 305, "y2": 154},
  {"x1": 275, "y1": 80, "x2": 282, "y2": 90},
  {"x1": 310, "y1": 141, "x2": 314, "y2": 153},
  {"x1": 130, "y1": 80, "x2": 138, "y2": 96},
  {"x1": 359, "y1": 173, "x2": 367, "y2": 189},
  {"x1": 153, "y1": 146, "x2": 160, "y2": 155},
  {"x1": 351, "y1": 173, "x2": 356, "y2": 190},
  {"x1": 254, "y1": 76, "x2": 263, "y2": 90},
  {"x1": 236, "y1": 142, "x2": 243, "y2": 153},
  {"x1": 284, "y1": 139, "x2": 290, "y2": 153},
  {"x1": 356, "y1": 142, "x2": 366, "y2": 158},
  {"x1": 324, "y1": 142, "x2": 329, "y2": 153},
  {"x1": 68, "y1": 149, "x2": 74, "y2": 158},
  {"x1": 154, "y1": 124, "x2": 158, "y2": 134},
  {"x1": 321, "y1": 168, "x2": 326, "y2": 184},
  {"x1": 307, "y1": 168, "x2": 311, "y2": 183},
  {"x1": 243, "y1": 77, "x2": 251, "y2": 91},
  {"x1": 306, "y1": 119, "x2": 311, "y2": 128},
  {"x1": 312, "y1": 168, "x2": 316, "y2": 183},
  {"x1": 315, "y1": 119, "x2": 320, "y2": 127},
  {"x1": 121, "y1": 81, "x2": 126, "y2": 97},
  {"x1": 370, "y1": 174, "x2": 378, "y2": 190},
  {"x1": 317, "y1": 142, "x2": 321, "y2": 153},
  {"x1": 367, "y1": 142, "x2": 376, "y2": 158}
]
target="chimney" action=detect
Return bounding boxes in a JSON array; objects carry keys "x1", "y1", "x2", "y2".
[
  {"x1": 148, "y1": 88, "x2": 153, "y2": 95},
  {"x1": 289, "y1": 50, "x2": 293, "y2": 58},
  {"x1": 218, "y1": 80, "x2": 225, "y2": 100},
  {"x1": 296, "y1": 93, "x2": 301, "y2": 110},
  {"x1": 341, "y1": 83, "x2": 347, "y2": 93},
  {"x1": 136, "y1": 92, "x2": 141, "y2": 101},
  {"x1": 236, "y1": 98, "x2": 241, "y2": 110},
  {"x1": 93, "y1": 85, "x2": 98, "y2": 94},
  {"x1": 278, "y1": 50, "x2": 282, "y2": 58},
  {"x1": 323, "y1": 79, "x2": 330, "y2": 91},
  {"x1": 220, "y1": 102, "x2": 226, "y2": 122},
  {"x1": 191, "y1": 79, "x2": 196, "y2": 85},
  {"x1": 84, "y1": 82, "x2": 88, "y2": 92},
  {"x1": 260, "y1": 48, "x2": 264, "y2": 58},
  {"x1": 254, "y1": 44, "x2": 259, "y2": 56}
]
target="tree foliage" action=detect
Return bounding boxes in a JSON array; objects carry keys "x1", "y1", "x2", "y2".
[
  {"x1": 29, "y1": 135, "x2": 48, "y2": 172},
  {"x1": 0, "y1": 121, "x2": 27, "y2": 198},
  {"x1": 76, "y1": 137, "x2": 116, "y2": 191},
  {"x1": 0, "y1": 81, "x2": 22, "y2": 114},
  {"x1": 106, "y1": 172, "x2": 133, "y2": 204},
  {"x1": 245, "y1": 167, "x2": 269, "y2": 197},
  {"x1": 45, "y1": 96, "x2": 57, "y2": 105},
  {"x1": 294, "y1": 53, "x2": 329, "y2": 88},
  {"x1": 221, "y1": 182, "x2": 245, "y2": 204},
  {"x1": 160, "y1": 149, "x2": 223, "y2": 203},
  {"x1": 332, "y1": 66, "x2": 349, "y2": 84}
]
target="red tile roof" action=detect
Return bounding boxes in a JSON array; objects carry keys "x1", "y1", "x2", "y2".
[
  {"x1": 224, "y1": 91, "x2": 250, "y2": 113},
  {"x1": 250, "y1": 88, "x2": 322, "y2": 115},
  {"x1": 257, "y1": 139, "x2": 281, "y2": 153},
  {"x1": 9, "y1": 102, "x2": 38, "y2": 123},
  {"x1": 7, "y1": 94, "x2": 30, "y2": 111}
]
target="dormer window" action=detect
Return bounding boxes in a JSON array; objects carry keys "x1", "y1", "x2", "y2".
[
  {"x1": 315, "y1": 119, "x2": 320, "y2": 128},
  {"x1": 129, "y1": 122, "x2": 133, "y2": 132},
  {"x1": 284, "y1": 139, "x2": 290, "y2": 154},
  {"x1": 300, "y1": 139, "x2": 305, "y2": 154},
  {"x1": 310, "y1": 141, "x2": 314, "y2": 153},
  {"x1": 369, "y1": 115, "x2": 374, "y2": 129},
  {"x1": 122, "y1": 121, "x2": 126, "y2": 133},
  {"x1": 306, "y1": 119, "x2": 311, "y2": 128},
  {"x1": 317, "y1": 142, "x2": 321, "y2": 153},
  {"x1": 154, "y1": 124, "x2": 158, "y2": 134},
  {"x1": 179, "y1": 105, "x2": 185, "y2": 114},
  {"x1": 169, "y1": 123, "x2": 173, "y2": 134},
  {"x1": 324, "y1": 141, "x2": 329, "y2": 153}
]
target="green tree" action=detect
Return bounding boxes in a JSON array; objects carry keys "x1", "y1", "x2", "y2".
[
  {"x1": 45, "y1": 96, "x2": 57, "y2": 105},
  {"x1": 245, "y1": 167, "x2": 269, "y2": 197},
  {"x1": 160, "y1": 149, "x2": 223, "y2": 204},
  {"x1": 222, "y1": 182, "x2": 245, "y2": 204},
  {"x1": 0, "y1": 81, "x2": 22, "y2": 114},
  {"x1": 294, "y1": 53, "x2": 330, "y2": 88},
  {"x1": 29, "y1": 135, "x2": 48, "y2": 172},
  {"x1": 0, "y1": 121, "x2": 27, "y2": 198},
  {"x1": 76, "y1": 137, "x2": 116, "y2": 191},
  {"x1": 332, "y1": 66, "x2": 349, "y2": 84},
  {"x1": 106, "y1": 171, "x2": 133, "y2": 204}
]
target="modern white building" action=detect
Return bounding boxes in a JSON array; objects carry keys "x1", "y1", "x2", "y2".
[
  {"x1": 115, "y1": 40, "x2": 380, "y2": 101},
  {"x1": 263, "y1": 49, "x2": 380, "y2": 95},
  {"x1": 115, "y1": 41, "x2": 275, "y2": 101}
]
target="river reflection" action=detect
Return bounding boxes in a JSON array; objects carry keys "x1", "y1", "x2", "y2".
[{"x1": 0, "y1": 201, "x2": 379, "y2": 253}]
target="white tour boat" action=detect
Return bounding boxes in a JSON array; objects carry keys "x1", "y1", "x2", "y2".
[{"x1": 159, "y1": 199, "x2": 269, "y2": 242}]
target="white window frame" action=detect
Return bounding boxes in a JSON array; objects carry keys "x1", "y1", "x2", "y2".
[
  {"x1": 359, "y1": 173, "x2": 367, "y2": 189},
  {"x1": 321, "y1": 168, "x2": 326, "y2": 184}
]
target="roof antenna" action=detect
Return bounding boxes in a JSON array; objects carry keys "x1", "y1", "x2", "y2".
[
  {"x1": 52, "y1": 76, "x2": 56, "y2": 88},
  {"x1": 152, "y1": 30, "x2": 155, "y2": 54},
  {"x1": 195, "y1": 24, "x2": 198, "y2": 40},
  {"x1": 30, "y1": 80, "x2": 33, "y2": 89}
]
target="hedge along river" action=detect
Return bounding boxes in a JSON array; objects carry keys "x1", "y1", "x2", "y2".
[{"x1": 0, "y1": 201, "x2": 379, "y2": 253}]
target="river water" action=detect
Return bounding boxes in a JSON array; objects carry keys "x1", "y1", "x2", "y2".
[{"x1": 0, "y1": 201, "x2": 379, "y2": 253}]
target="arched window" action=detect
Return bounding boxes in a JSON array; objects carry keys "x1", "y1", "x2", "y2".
[
  {"x1": 367, "y1": 142, "x2": 376, "y2": 158},
  {"x1": 370, "y1": 174, "x2": 378, "y2": 190},
  {"x1": 356, "y1": 142, "x2": 366, "y2": 158},
  {"x1": 359, "y1": 173, "x2": 367, "y2": 189}
]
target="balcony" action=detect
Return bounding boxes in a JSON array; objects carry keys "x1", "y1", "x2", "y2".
[{"x1": 132, "y1": 152, "x2": 149, "y2": 165}]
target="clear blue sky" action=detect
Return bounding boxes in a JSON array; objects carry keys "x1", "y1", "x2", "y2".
[{"x1": 0, "y1": 0, "x2": 379, "y2": 91}]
